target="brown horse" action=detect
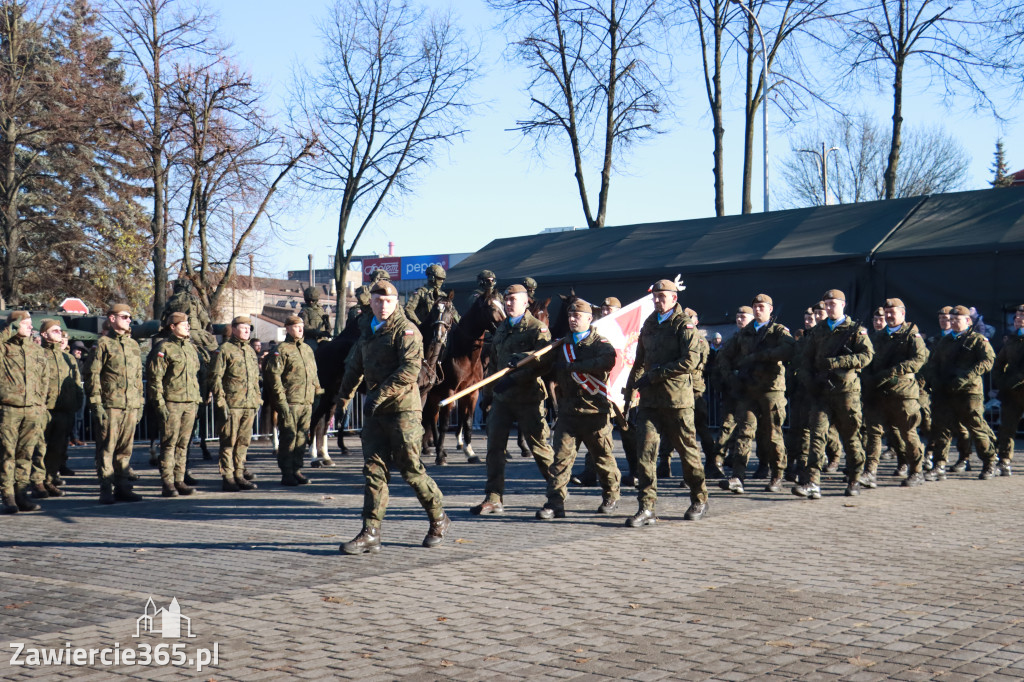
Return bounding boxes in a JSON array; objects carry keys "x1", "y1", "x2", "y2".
[{"x1": 421, "y1": 291, "x2": 506, "y2": 465}]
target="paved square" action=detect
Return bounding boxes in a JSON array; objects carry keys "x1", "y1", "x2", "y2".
[{"x1": 2, "y1": 437, "x2": 1023, "y2": 680}]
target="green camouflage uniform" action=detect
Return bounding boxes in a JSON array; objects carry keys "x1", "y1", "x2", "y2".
[
  {"x1": 265, "y1": 335, "x2": 322, "y2": 476},
  {"x1": 692, "y1": 334, "x2": 719, "y2": 466},
  {"x1": 0, "y1": 325, "x2": 52, "y2": 498},
  {"x1": 338, "y1": 309, "x2": 444, "y2": 528},
  {"x1": 41, "y1": 339, "x2": 84, "y2": 484},
  {"x1": 993, "y1": 331, "x2": 1024, "y2": 464},
  {"x1": 628, "y1": 305, "x2": 707, "y2": 509},
  {"x1": 862, "y1": 323, "x2": 929, "y2": 474},
  {"x1": 148, "y1": 337, "x2": 203, "y2": 485},
  {"x1": 299, "y1": 302, "x2": 332, "y2": 349},
  {"x1": 162, "y1": 289, "x2": 218, "y2": 363},
  {"x1": 802, "y1": 317, "x2": 874, "y2": 485},
  {"x1": 923, "y1": 329, "x2": 996, "y2": 468},
  {"x1": 87, "y1": 329, "x2": 144, "y2": 491},
  {"x1": 541, "y1": 331, "x2": 621, "y2": 508},
  {"x1": 483, "y1": 311, "x2": 555, "y2": 504},
  {"x1": 717, "y1": 320, "x2": 795, "y2": 480},
  {"x1": 211, "y1": 337, "x2": 262, "y2": 479}
]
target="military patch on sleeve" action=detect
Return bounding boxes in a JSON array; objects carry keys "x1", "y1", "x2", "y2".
[
  {"x1": 273, "y1": 351, "x2": 279, "y2": 356},
  {"x1": 859, "y1": 329, "x2": 867, "y2": 335},
  {"x1": 540, "y1": 327, "x2": 548, "y2": 333},
  {"x1": 686, "y1": 324, "x2": 694, "y2": 329},
  {"x1": 915, "y1": 333, "x2": 922, "y2": 338},
  {"x1": 404, "y1": 329, "x2": 414, "y2": 336},
  {"x1": 156, "y1": 351, "x2": 164, "y2": 357}
]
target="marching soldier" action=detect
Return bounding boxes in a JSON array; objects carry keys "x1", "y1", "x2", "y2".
[
  {"x1": 992, "y1": 304, "x2": 1024, "y2": 476},
  {"x1": 298, "y1": 286, "x2": 332, "y2": 349},
  {"x1": 794, "y1": 289, "x2": 873, "y2": 499},
  {"x1": 38, "y1": 320, "x2": 83, "y2": 497},
  {"x1": 717, "y1": 294, "x2": 795, "y2": 494},
  {"x1": 715, "y1": 305, "x2": 754, "y2": 460},
  {"x1": 210, "y1": 316, "x2": 262, "y2": 492},
  {"x1": 87, "y1": 304, "x2": 144, "y2": 504},
  {"x1": 266, "y1": 315, "x2": 323, "y2": 485},
  {"x1": 337, "y1": 280, "x2": 449, "y2": 554},
  {"x1": 784, "y1": 306, "x2": 816, "y2": 482},
  {"x1": 470, "y1": 283, "x2": 555, "y2": 515},
  {"x1": 0, "y1": 312, "x2": 52, "y2": 513},
  {"x1": 623, "y1": 279, "x2": 708, "y2": 527},
  {"x1": 924, "y1": 305, "x2": 997, "y2": 480},
  {"x1": 861, "y1": 299, "x2": 929, "y2": 488},
  {"x1": 148, "y1": 312, "x2": 203, "y2": 497},
  {"x1": 536, "y1": 299, "x2": 621, "y2": 519}
]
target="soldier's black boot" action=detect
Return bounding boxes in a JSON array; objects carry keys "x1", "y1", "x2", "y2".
[
  {"x1": 535, "y1": 504, "x2": 565, "y2": 520},
  {"x1": 281, "y1": 472, "x2": 299, "y2": 486},
  {"x1": 44, "y1": 481, "x2": 64, "y2": 497},
  {"x1": 684, "y1": 501, "x2": 708, "y2": 520},
  {"x1": 294, "y1": 471, "x2": 310, "y2": 485},
  {"x1": 235, "y1": 475, "x2": 256, "y2": 490},
  {"x1": 242, "y1": 469, "x2": 256, "y2": 481},
  {"x1": 423, "y1": 513, "x2": 451, "y2": 548},
  {"x1": 859, "y1": 471, "x2": 878, "y2": 489},
  {"x1": 951, "y1": 457, "x2": 969, "y2": 473},
  {"x1": 901, "y1": 472, "x2": 925, "y2": 487},
  {"x1": 99, "y1": 482, "x2": 116, "y2": 505},
  {"x1": 341, "y1": 525, "x2": 381, "y2": 555},
  {"x1": 765, "y1": 476, "x2": 783, "y2": 493},
  {"x1": 625, "y1": 508, "x2": 657, "y2": 527},
  {"x1": 2, "y1": 493, "x2": 19, "y2": 514},
  {"x1": 15, "y1": 488, "x2": 40, "y2": 512},
  {"x1": 162, "y1": 482, "x2": 178, "y2": 497},
  {"x1": 978, "y1": 462, "x2": 997, "y2": 480},
  {"x1": 125, "y1": 467, "x2": 141, "y2": 481},
  {"x1": 999, "y1": 460, "x2": 1013, "y2": 477},
  {"x1": 114, "y1": 484, "x2": 143, "y2": 502},
  {"x1": 222, "y1": 476, "x2": 239, "y2": 492},
  {"x1": 30, "y1": 482, "x2": 49, "y2": 499},
  {"x1": 183, "y1": 471, "x2": 199, "y2": 486},
  {"x1": 705, "y1": 458, "x2": 725, "y2": 480},
  {"x1": 925, "y1": 464, "x2": 946, "y2": 481},
  {"x1": 174, "y1": 481, "x2": 195, "y2": 496}
]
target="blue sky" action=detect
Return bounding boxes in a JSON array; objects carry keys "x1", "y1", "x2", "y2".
[{"x1": 216, "y1": 0, "x2": 1022, "y2": 277}]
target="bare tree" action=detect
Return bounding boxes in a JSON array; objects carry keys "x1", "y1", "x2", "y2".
[
  {"x1": 779, "y1": 113, "x2": 969, "y2": 207},
  {"x1": 169, "y1": 59, "x2": 315, "y2": 317},
  {"x1": 843, "y1": 0, "x2": 1011, "y2": 201},
  {"x1": 294, "y1": 0, "x2": 478, "y2": 328},
  {"x1": 491, "y1": 0, "x2": 665, "y2": 228},
  {"x1": 103, "y1": 0, "x2": 219, "y2": 316}
]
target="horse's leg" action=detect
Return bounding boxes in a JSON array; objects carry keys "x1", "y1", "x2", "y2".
[
  {"x1": 317, "y1": 415, "x2": 333, "y2": 465},
  {"x1": 435, "y1": 401, "x2": 451, "y2": 466},
  {"x1": 336, "y1": 403, "x2": 350, "y2": 454},
  {"x1": 271, "y1": 410, "x2": 279, "y2": 458},
  {"x1": 460, "y1": 392, "x2": 481, "y2": 464}
]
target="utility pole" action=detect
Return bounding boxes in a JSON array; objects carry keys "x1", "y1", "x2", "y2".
[{"x1": 799, "y1": 143, "x2": 840, "y2": 205}]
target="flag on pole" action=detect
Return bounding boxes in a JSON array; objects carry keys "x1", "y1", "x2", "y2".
[{"x1": 591, "y1": 294, "x2": 655, "y2": 411}]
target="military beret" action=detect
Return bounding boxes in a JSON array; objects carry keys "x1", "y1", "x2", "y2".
[
  {"x1": 106, "y1": 303, "x2": 131, "y2": 316},
  {"x1": 39, "y1": 319, "x2": 61, "y2": 333},
  {"x1": 602, "y1": 297, "x2": 621, "y2": 309},
  {"x1": 751, "y1": 293, "x2": 773, "y2": 306},
  {"x1": 822, "y1": 289, "x2": 846, "y2": 302},
  {"x1": 812, "y1": 301, "x2": 826, "y2": 312},
  {"x1": 873, "y1": 307, "x2": 885, "y2": 317},
  {"x1": 168, "y1": 312, "x2": 188, "y2": 325},
  {"x1": 370, "y1": 280, "x2": 398, "y2": 296},
  {"x1": 568, "y1": 299, "x2": 592, "y2": 315},
  {"x1": 804, "y1": 308, "x2": 814, "y2": 316},
  {"x1": 684, "y1": 307, "x2": 698, "y2": 318},
  {"x1": 504, "y1": 284, "x2": 527, "y2": 296},
  {"x1": 651, "y1": 279, "x2": 678, "y2": 293},
  {"x1": 884, "y1": 297, "x2": 906, "y2": 309},
  {"x1": 938, "y1": 306, "x2": 953, "y2": 315},
  {"x1": 736, "y1": 306, "x2": 753, "y2": 315},
  {"x1": 285, "y1": 315, "x2": 303, "y2": 326},
  {"x1": 232, "y1": 315, "x2": 252, "y2": 326},
  {"x1": 7, "y1": 310, "x2": 30, "y2": 323},
  {"x1": 951, "y1": 305, "x2": 971, "y2": 317}
]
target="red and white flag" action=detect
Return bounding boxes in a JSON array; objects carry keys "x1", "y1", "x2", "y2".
[{"x1": 591, "y1": 295, "x2": 654, "y2": 411}]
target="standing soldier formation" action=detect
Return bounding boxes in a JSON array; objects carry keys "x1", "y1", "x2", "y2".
[
  {"x1": 37, "y1": 320, "x2": 83, "y2": 498},
  {"x1": 210, "y1": 316, "x2": 262, "y2": 492}
]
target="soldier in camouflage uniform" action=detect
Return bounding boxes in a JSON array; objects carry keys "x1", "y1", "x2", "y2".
[
  {"x1": 784, "y1": 306, "x2": 817, "y2": 482},
  {"x1": 522, "y1": 276, "x2": 538, "y2": 301},
  {"x1": 348, "y1": 268, "x2": 391, "y2": 328},
  {"x1": 716, "y1": 294, "x2": 795, "y2": 494},
  {"x1": 299, "y1": 286, "x2": 332, "y2": 349},
  {"x1": 87, "y1": 304, "x2": 145, "y2": 504},
  {"x1": 923, "y1": 305, "x2": 998, "y2": 481},
  {"x1": 535, "y1": 299, "x2": 621, "y2": 519},
  {"x1": 405, "y1": 264, "x2": 457, "y2": 333},
  {"x1": 468, "y1": 270, "x2": 497, "y2": 309},
  {"x1": 794, "y1": 289, "x2": 874, "y2": 499},
  {"x1": 715, "y1": 305, "x2": 754, "y2": 460},
  {"x1": 861, "y1": 298, "x2": 930, "y2": 488},
  {"x1": 37, "y1": 320, "x2": 83, "y2": 497},
  {"x1": 992, "y1": 304, "x2": 1024, "y2": 476},
  {"x1": 0, "y1": 311, "x2": 51, "y2": 513},
  {"x1": 148, "y1": 312, "x2": 204, "y2": 497},
  {"x1": 623, "y1": 279, "x2": 708, "y2": 527},
  {"x1": 266, "y1": 314, "x2": 322, "y2": 485},
  {"x1": 337, "y1": 280, "x2": 449, "y2": 554},
  {"x1": 470, "y1": 284, "x2": 555, "y2": 515},
  {"x1": 211, "y1": 316, "x2": 262, "y2": 492}
]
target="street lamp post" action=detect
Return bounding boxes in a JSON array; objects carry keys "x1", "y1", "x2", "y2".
[
  {"x1": 731, "y1": 0, "x2": 769, "y2": 212},
  {"x1": 799, "y1": 143, "x2": 840, "y2": 205}
]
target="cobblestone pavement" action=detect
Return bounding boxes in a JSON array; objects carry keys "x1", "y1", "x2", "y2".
[{"x1": 2, "y1": 435, "x2": 1023, "y2": 680}]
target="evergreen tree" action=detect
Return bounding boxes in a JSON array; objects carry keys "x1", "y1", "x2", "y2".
[{"x1": 990, "y1": 139, "x2": 1013, "y2": 188}]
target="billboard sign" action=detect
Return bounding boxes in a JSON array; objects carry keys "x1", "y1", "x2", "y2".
[
  {"x1": 362, "y1": 257, "x2": 402, "y2": 282},
  {"x1": 401, "y1": 254, "x2": 449, "y2": 280}
]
